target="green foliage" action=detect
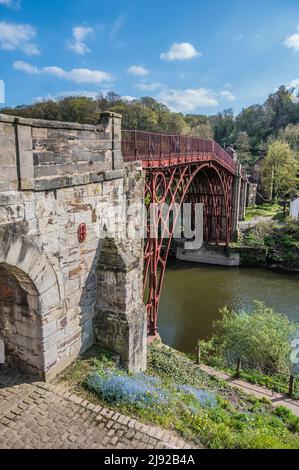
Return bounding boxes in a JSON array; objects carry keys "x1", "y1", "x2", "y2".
[
  {"x1": 240, "y1": 221, "x2": 274, "y2": 247},
  {"x1": 59, "y1": 96, "x2": 100, "y2": 124},
  {"x1": 274, "y1": 406, "x2": 299, "y2": 432},
  {"x1": 209, "y1": 108, "x2": 235, "y2": 148},
  {"x1": 184, "y1": 114, "x2": 213, "y2": 138},
  {"x1": 199, "y1": 301, "x2": 297, "y2": 375},
  {"x1": 209, "y1": 85, "x2": 299, "y2": 160},
  {"x1": 237, "y1": 218, "x2": 299, "y2": 268},
  {"x1": 1, "y1": 96, "x2": 100, "y2": 124},
  {"x1": 279, "y1": 123, "x2": 299, "y2": 150},
  {"x1": 285, "y1": 217, "x2": 299, "y2": 237},
  {"x1": 234, "y1": 131, "x2": 252, "y2": 165},
  {"x1": 261, "y1": 140, "x2": 299, "y2": 201}
]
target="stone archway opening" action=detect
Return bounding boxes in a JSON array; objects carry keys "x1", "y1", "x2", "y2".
[{"x1": 0, "y1": 262, "x2": 43, "y2": 376}]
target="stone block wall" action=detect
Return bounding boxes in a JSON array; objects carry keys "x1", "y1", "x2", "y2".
[
  {"x1": 0, "y1": 112, "x2": 123, "y2": 192},
  {"x1": 0, "y1": 112, "x2": 146, "y2": 380}
]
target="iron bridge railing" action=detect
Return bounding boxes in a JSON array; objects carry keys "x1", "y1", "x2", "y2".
[{"x1": 122, "y1": 130, "x2": 237, "y2": 174}]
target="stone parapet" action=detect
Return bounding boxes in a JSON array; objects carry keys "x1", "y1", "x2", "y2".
[{"x1": 0, "y1": 112, "x2": 123, "y2": 192}]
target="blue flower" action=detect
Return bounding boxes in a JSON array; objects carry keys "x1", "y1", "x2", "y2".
[
  {"x1": 86, "y1": 369, "x2": 170, "y2": 408},
  {"x1": 177, "y1": 384, "x2": 217, "y2": 408}
]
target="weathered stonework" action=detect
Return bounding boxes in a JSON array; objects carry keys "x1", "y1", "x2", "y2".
[{"x1": 0, "y1": 112, "x2": 146, "y2": 380}]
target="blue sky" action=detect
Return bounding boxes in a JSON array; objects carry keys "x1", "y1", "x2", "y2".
[{"x1": 1, "y1": 0, "x2": 299, "y2": 114}]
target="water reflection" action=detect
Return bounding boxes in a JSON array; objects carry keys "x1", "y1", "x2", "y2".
[{"x1": 158, "y1": 261, "x2": 299, "y2": 353}]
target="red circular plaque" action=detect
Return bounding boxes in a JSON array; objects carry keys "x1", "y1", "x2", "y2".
[{"x1": 78, "y1": 223, "x2": 87, "y2": 243}]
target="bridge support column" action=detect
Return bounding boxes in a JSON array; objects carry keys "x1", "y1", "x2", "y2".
[
  {"x1": 94, "y1": 239, "x2": 147, "y2": 373},
  {"x1": 239, "y1": 180, "x2": 247, "y2": 221},
  {"x1": 232, "y1": 165, "x2": 242, "y2": 238}
]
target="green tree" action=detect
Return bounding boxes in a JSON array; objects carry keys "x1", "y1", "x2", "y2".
[
  {"x1": 261, "y1": 140, "x2": 299, "y2": 201},
  {"x1": 235, "y1": 104, "x2": 273, "y2": 153},
  {"x1": 185, "y1": 114, "x2": 213, "y2": 138},
  {"x1": 1, "y1": 100, "x2": 62, "y2": 121},
  {"x1": 209, "y1": 109, "x2": 235, "y2": 147},
  {"x1": 279, "y1": 124, "x2": 299, "y2": 151},
  {"x1": 59, "y1": 96, "x2": 99, "y2": 124},
  {"x1": 159, "y1": 112, "x2": 190, "y2": 134},
  {"x1": 265, "y1": 86, "x2": 297, "y2": 132},
  {"x1": 234, "y1": 131, "x2": 252, "y2": 164},
  {"x1": 200, "y1": 301, "x2": 297, "y2": 374},
  {"x1": 108, "y1": 100, "x2": 159, "y2": 131}
]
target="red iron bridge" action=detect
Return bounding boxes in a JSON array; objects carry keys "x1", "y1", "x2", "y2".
[{"x1": 122, "y1": 130, "x2": 247, "y2": 338}]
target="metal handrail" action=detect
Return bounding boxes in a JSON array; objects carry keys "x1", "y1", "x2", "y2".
[{"x1": 122, "y1": 130, "x2": 237, "y2": 173}]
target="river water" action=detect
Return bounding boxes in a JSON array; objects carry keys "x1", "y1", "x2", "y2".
[{"x1": 158, "y1": 261, "x2": 299, "y2": 354}]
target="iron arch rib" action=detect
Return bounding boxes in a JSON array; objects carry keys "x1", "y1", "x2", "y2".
[{"x1": 122, "y1": 130, "x2": 236, "y2": 338}]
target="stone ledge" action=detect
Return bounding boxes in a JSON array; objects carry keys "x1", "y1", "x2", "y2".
[
  {"x1": 100, "y1": 111, "x2": 122, "y2": 119},
  {"x1": 0, "y1": 113, "x2": 101, "y2": 131},
  {"x1": 33, "y1": 168, "x2": 125, "y2": 191}
]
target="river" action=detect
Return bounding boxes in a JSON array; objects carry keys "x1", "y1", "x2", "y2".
[{"x1": 158, "y1": 261, "x2": 299, "y2": 354}]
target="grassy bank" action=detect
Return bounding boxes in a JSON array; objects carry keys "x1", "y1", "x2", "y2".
[
  {"x1": 58, "y1": 344, "x2": 299, "y2": 449},
  {"x1": 245, "y1": 203, "x2": 284, "y2": 222}
]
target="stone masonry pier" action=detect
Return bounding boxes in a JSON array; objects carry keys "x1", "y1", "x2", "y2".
[{"x1": 0, "y1": 112, "x2": 147, "y2": 380}]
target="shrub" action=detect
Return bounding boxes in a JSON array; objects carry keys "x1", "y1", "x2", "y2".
[
  {"x1": 239, "y1": 221, "x2": 274, "y2": 248},
  {"x1": 200, "y1": 301, "x2": 297, "y2": 374},
  {"x1": 285, "y1": 218, "x2": 299, "y2": 237}
]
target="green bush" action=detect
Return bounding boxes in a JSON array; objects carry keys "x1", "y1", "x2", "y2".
[
  {"x1": 285, "y1": 218, "x2": 299, "y2": 237},
  {"x1": 240, "y1": 221, "x2": 274, "y2": 247},
  {"x1": 200, "y1": 301, "x2": 297, "y2": 375}
]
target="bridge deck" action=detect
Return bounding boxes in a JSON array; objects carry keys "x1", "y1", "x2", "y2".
[{"x1": 122, "y1": 130, "x2": 237, "y2": 174}]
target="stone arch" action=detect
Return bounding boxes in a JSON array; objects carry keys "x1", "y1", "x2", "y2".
[
  {"x1": 0, "y1": 262, "x2": 43, "y2": 375},
  {"x1": 0, "y1": 231, "x2": 61, "y2": 314}
]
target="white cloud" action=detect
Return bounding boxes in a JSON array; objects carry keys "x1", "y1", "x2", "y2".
[
  {"x1": 0, "y1": 0, "x2": 20, "y2": 8},
  {"x1": 290, "y1": 79, "x2": 299, "y2": 88},
  {"x1": 121, "y1": 95, "x2": 136, "y2": 102},
  {"x1": 219, "y1": 90, "x2": 236, "y2": 101},
  {"x1": 157, "y1": 87, "x2": 218, "y2": 113},
  {"x1": 33, "y1": 90, "x2": 100, "y2": 102},
  {"x1": 137, "y1": 82, "x2": 162, "y2": 91},
  {"x1": 160, "y1": 42, "x2": 200, "y2": 61},
  {"x1": 288, "y1": 79, "x2": 299, "y2": 103},
  {"x1": 14, "y1": 60, "x2": 38, "y2": 74},
  {"x1": 127, "y1": 65, "x2": 149, "y2": 76},
  {"x1": 284, "y1": 29, "x2": 299, "y2": 51},
  {"x1": 0, "y1": 21, "x2": 39, "y2": 55},
  {"x1": 68, "y1": 26, "x2": 94, "y2": 55},
  {"x1": 13, "y1": 61, "x2": 112, "y2": 84}
]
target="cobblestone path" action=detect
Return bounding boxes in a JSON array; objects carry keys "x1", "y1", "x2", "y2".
[{"x1": 0, "y1": 368, "x2": 194, "y2": 449}]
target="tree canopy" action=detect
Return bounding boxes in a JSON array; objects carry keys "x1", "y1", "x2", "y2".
[{"x1": 261, "y1": 140, "x2": 299, "y2": 201}]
